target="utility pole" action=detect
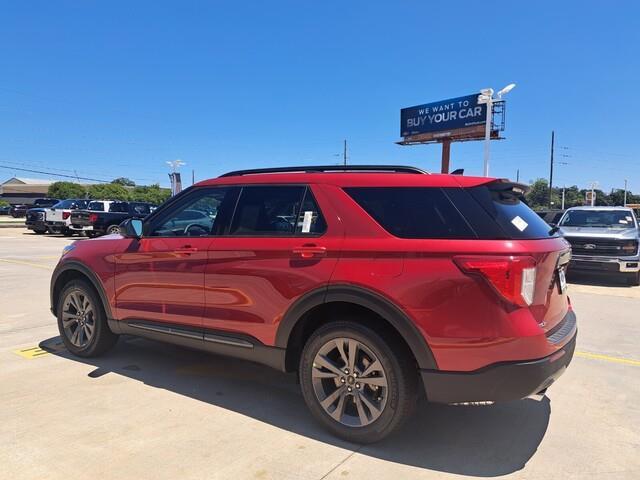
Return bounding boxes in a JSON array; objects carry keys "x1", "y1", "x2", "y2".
[
  {"x1": 562, "y1": 184, "x2": 566, "y2": 210},
  {"x1": 516, "y1": 168, "x2": 520, "y2": 182},
  {"x1": 624, "y1": 179, "x2": 628, "y2": 206},
  {"x1": 192, "y1": 169, "x2": 195, "y2": 186},
  {"x1": 343, "y1": 139, "x2": 348, "y2": 166},
  {"x1": 548, "y1": 130, "x2": 555, "y2": 208}
]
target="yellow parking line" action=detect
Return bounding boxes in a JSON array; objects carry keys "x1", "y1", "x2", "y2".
[
  {"x1": 14, "y1": 347, "x2": 50, "y2": 359},
  {"x1": 576, "y1": 351, "x2": 640, "y2": 366},
  {"x1": 0, "y1": 258, "x2": 52, "y2": 269}
]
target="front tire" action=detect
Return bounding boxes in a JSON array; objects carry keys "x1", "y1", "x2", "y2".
[
  {"x1": 57, "y1": 280, "x2": 118, "y2": 357},
  {"x1": 299, "y1": 321, "x2": 417, "y2": 443}
]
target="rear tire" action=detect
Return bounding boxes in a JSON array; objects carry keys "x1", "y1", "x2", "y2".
[
  {"x1": 33, "y1": 228, "x2": 47, "y2": 234},
  {"x1": 57, "y1": 280, "x2": 118, "y2": 357},
  {"x1": 299, "y1": 320, "x2": 418, "y2": 444}
]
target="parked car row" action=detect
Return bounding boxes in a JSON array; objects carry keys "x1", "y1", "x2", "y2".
[{"x1": 24, "y1": 198, "x2": 157, "y2": 237}]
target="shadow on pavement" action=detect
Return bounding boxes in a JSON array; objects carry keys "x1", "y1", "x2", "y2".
[{"x1": 41, "y1": 334, "x2": 550, "y2": 477}]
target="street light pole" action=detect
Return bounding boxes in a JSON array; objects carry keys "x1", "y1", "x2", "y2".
[
  {"x1": 478, "y1": 83, "x2": 516, "y2": 177},
  {"x1": 624, "y1": 179, "x2": 628, "y2": 206}
]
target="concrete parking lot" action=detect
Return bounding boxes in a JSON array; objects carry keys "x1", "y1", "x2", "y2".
[{"x1": 1, "y1": 228, "x2": 639, "y2": 480}]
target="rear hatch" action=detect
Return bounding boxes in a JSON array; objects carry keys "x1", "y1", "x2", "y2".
[{"x1": 452, "y1": 179, "x2": 572, "y2": 334}]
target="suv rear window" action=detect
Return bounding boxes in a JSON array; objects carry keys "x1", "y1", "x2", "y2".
[{"x1": 345, "y1": 187, "x2": 475, "y2": 239}]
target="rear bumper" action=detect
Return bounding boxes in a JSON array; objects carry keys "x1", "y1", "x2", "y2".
[
  {"x1": 421, "y1": 316, "x2": 577, "y2": 404},
  {"x1": 69, "y1": 224, "x2": 93, "y2": 231}
]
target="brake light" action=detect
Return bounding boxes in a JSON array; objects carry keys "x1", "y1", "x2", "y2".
[
  {"x1": 89, "y1": 213, "x2": 98, "y2": 223},
  {"x1": 62, "y1": 211, "x2": 71, "y2": 220},
  {"x1": 454, "y1": 255, "x2": 537, "y2": 307}
]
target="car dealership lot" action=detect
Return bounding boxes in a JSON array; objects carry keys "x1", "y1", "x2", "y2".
[{"x1": 1, "y1": 228, "x2": 639, "y2": 480}]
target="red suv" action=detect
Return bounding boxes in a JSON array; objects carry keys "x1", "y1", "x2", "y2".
[{"x1": 51, "y1": 165, "x2": 577, "y2": 443}]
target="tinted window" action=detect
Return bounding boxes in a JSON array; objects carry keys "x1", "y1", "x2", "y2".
[
  {"x1": 54, "y1": 199, "x2": 88, "y2": 209},
  {"x1": 230, "y1": 186, "x2": 305, "y2": 236},
  {"x1": 468, "y1": 183, "x2": 554, "y2": 239},
  {"x1": 150, "y1": 187, "x2": 234, "y2": 237},
  {"x1": 130, "y1": 203, "x2": 152, "y2": 215},
  {"x1": 88, "y1": 201, "x2": 105, "y2": 211},
  {"x1": 109, "y1": 202, "x2": 129, "y2": 213},
  {"x1": 345, "y1": 187, "x2": 475, "y2": 239}
]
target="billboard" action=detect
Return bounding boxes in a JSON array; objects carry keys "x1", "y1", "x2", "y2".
[{"x1": 400, "y1": 94, "x2": 488, "y2": 137}]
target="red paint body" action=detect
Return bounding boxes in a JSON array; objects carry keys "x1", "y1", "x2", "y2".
[{"x1": 59, "y1": 172, "x2": 574, "y2": 372}]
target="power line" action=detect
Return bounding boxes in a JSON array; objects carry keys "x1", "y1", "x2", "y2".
[{"x1": 0, "y1": 164, "x2": 109, "y2": 183}]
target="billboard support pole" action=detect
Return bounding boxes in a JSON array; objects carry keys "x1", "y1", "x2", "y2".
[
  {"x1": 441, "y1": 139, "x2": 451, "y2": 174},
  {"x1": 483, "y1": 96, "x2": 493, "y2": 176}
]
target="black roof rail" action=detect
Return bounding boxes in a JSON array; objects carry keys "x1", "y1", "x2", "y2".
[{"x1": 219, "y1": 165, "x2": 428, "y2": 177}]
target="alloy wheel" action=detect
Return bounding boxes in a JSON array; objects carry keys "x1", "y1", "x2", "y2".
[
  {"x1": 311, "y1": 337, "x2": 388, "y2": 427},
  {"x1": 61, "y1": 290, "x2": 96, "y2": 348}
]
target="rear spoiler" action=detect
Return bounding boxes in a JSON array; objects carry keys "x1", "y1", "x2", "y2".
[{"x1": 487, "y1": 179, "x2": 530, "y2": 196}]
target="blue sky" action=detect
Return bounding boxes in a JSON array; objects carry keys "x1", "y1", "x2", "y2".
[{"x1": 1, "y1": 1, "x2": 638, "y2": 191}]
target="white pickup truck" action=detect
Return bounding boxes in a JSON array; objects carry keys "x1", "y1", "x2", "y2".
[{"x1": 45, "y1": 199, "x2": 90, "y2": 235}]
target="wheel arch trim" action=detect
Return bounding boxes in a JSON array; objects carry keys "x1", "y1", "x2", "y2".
[
  {"x1": 50, "y1": 260, "x2": 113, "y2": 321},
  {"x1": 275, "y1": 284, "x2": 438, "y2": 370}
]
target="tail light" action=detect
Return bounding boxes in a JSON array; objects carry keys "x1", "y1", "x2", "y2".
[
  {"x1": 62, "y1": 211, "x2": 71, "y2": 220},
  {"x1": 454, "y1": 255, "x2": 537, "y2": 307},
  {"x1": 89, "y1": 213, "x2": 99, "y2": 223}
]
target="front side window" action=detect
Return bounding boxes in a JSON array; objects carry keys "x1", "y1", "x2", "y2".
[{"x1": 150, "y1": 187, "x2": 234, "y2": 237}]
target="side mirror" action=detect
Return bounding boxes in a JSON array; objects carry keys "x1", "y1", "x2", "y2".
[{"x1": 122, "y1": 218, "x2": 143, "y2": 239}]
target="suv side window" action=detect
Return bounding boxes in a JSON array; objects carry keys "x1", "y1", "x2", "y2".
[
  {"x1": 229, "y1": 186, "x2": 308, "y2": 236},
  {"x1": 149, "y1": 187, "x2": 236, "y2": 237},
  {"x1": 345, "y1": 187, "x2": 475, "y2": 239},
  {"x1": 109, "y1": 202, "x2": 129, "y2": 213}
]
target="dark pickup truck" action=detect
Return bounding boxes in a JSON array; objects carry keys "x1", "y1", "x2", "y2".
[{"x1": 70, "y1": 201, "x2": 156, "y2": 237}]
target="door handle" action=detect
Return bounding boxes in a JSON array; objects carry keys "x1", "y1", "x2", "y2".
[{"x1": 292, "y1": 246, "x2": 327, "y2": 259}]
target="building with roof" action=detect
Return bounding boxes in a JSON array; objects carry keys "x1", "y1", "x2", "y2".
[{"x1": 0, "y1": 177, "x2": 56, "y2": 204}]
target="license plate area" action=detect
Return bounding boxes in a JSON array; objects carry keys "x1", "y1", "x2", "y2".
[{"x1": 557, "y1": 267, "x2": 568, "y2": 293}]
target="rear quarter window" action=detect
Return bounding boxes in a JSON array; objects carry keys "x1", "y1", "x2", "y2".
[
  {"x1": 467, "y1": 184, "x2": 554, "y2": 239},
  {"x1": 344, "y1": 187, "x2": 475, "y2": 239}
]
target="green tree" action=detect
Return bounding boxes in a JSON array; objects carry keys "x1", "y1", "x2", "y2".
[
  {"x1": 0, "y1": 199, "x2": 10, "y2": 208},
  {"x1": 48, "y1": 181, "x2": 86, "y2": 199},
  {"x1": 525, "y1": 178, "x2": 560, "y2": 210},
  {"x1": 129, "y1": 184, "x2": 171, "y2": 205},
  {"x1": 87, "y1": 183, "x2": 129, "y2": 200},
  {"x1": 111, "y1": 177, "x2": 136, "y2": 187}
]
